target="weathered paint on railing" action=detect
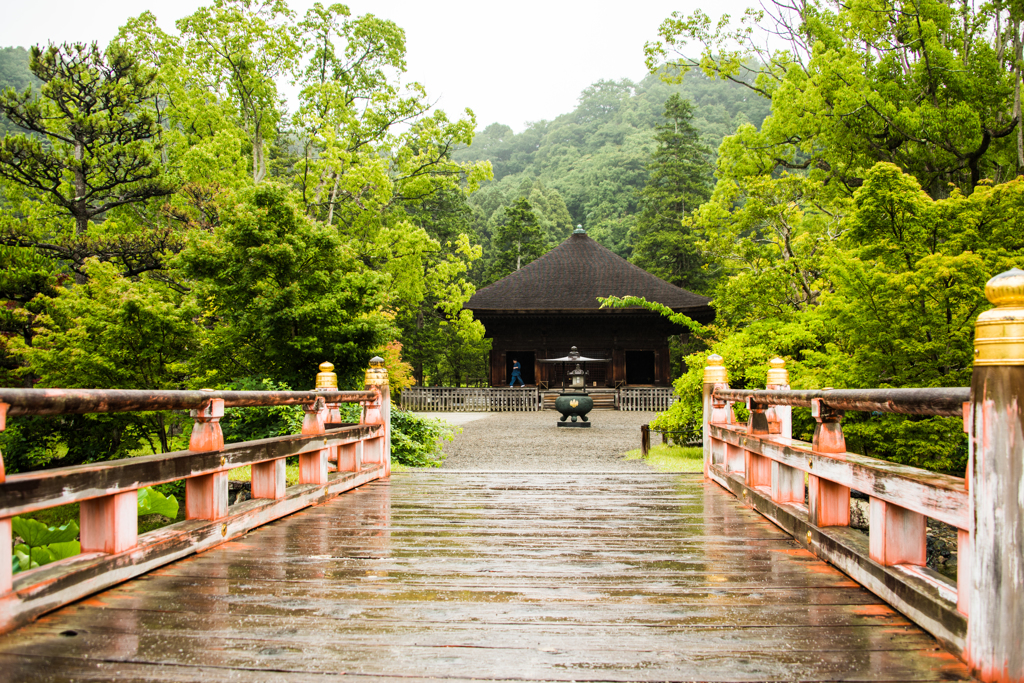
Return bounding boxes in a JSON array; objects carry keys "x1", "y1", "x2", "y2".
[
  {"x1": 699, "y1": 268, "x2": 1024, "y2": 683},
  {"x1": 401, "y1": 386, "x2": 540, "y2": 412},
  {"x1": 0, "y1": 358, "x2": 391, "y2": 635}
]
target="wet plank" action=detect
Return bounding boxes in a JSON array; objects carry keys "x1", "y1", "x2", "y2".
[{"x1": 0, "y1": 473, "x2": 973, "y2": 681}]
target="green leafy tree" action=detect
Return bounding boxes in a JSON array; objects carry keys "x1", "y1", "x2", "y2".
[
  {"x1": 486, "y1": 197, "x2": 545, "y2": 283},
  {"x1": 646, "y1": 0, "x2": 1020, "y2": 198},
  {"x1": 176, "y1": 183, "x2": 394, "y2": 389},
  {"x1": 176, "y1": 0, "x2": 300, "y2": 184},
  {"x1": 10, "y1": 259, "x2": 200, "y2": 455},
  {"x1": 631, "y1": 94, "x2": 714, "y2": 292}
]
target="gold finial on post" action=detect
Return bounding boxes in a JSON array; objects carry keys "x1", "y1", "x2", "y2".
[
  {"x1": 974, "y1": 268, "x2": 1024, "y2": 366},
  {"x1": 703, "y1": 354, "x2": 728, "y2": 384},
  {"x1": 766, "y1": 357, "x2": 789, "y2": 386},
  {"x1": 316, "y1": 361, "x2": 338, "y2": 390},
  {"x1": 365, "y1": 356, "x2": 389, "y2": 387}
]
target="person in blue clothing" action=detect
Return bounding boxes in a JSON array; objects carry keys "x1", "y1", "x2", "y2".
[{"x1": 509, "y1": 360, "x2": 525, "y2": 387}]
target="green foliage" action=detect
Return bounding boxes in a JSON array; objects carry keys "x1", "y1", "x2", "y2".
[
  {"x1": 11, "y1": 517, "x2": 80, "y2": 574},
  {"x1": 389, "y1": 410, "x2": 457, "y2": 467},
  {"x1": 176, "y1": 183, "x2": 394, "y2": 389},
  {"x1": 456, "y1": 71, "x2": 769, "y2": 260},
  {"x1": 0, "y1": 47, "x2": 39, "y2": 137},
  {"x1": 137, "y1": 486, "x2": 180, "y2": 519},
  {"x1": 219, "y1": 377, "x2": 304, "y2": 443},
  {"x1": 486, "y1": 197, "x2": 546, "y2": 283},
  {"x1": 631, "y1": 94, "x2": 715, "y2": 292},
  {"x1": 0, "y1": 42, "x2": 176, "y2": 238}
]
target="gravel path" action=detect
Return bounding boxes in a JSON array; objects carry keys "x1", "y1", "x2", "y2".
[{"x1": 420, "y1": 410, "x2": 659, "y2": 472}]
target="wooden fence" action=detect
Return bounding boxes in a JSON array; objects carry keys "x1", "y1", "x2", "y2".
[
  {"x1": 401, "y1": 386, "x2": 540, "y2": 412},
  {"x1": 619, "y1": 387, "x2": 677, "y2": 411},
  {"x1": 698, "y1": 268, "x2": 1023, "y2": 683},
  {"x1": 0, "y1": 359, "x2": 391, "y2": 636}
]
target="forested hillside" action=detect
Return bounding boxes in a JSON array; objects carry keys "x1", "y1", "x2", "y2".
[{"x1": 453, "y1": 70, "x2": 770, "y2": 277}]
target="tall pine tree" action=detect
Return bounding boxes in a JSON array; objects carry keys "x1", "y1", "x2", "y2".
[
  {"x1": 486, "y1": 197, "x2": 545, "y2": 283},
  {"x1": 630, "y1": 94, "x2": 713, "y2": 292}
]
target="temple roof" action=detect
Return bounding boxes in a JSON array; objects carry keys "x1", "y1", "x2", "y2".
[{"x1": 466, "y1": 232, "x2": 713, "y2": 315}]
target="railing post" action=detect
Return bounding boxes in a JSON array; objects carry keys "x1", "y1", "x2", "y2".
[
  {"x1": 703, "y1": 354, "x2": 730, "y2": 479},
  {"x1": 766, "y1": 359, "x2": 802, "y2": 504},
  {"x1": 299, "y1": 397, "x2": 328, "y2": 485},
  {"x1": 185, "y1": 395, "x2": 228, "y2": 520},
  {"x1": 362, "y1": 356, "x2": 390, "y2": 476},
  {"x1": 966, "y1": 268, "x2": 1024, "y2": 683},
  {"x1": 808, "y1": 397, "x2": 850, "y2": 526},
  {"x1": 640, "y1": 424, "x2": 650, "y2": 457},
  {"x1": 745, "y1": 397, "x2": 771, "y2": 488},
  {"x1": 0, "y1": 402, "x2": 10, "y2": 594}
]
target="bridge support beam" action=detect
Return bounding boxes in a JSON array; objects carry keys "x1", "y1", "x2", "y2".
[{"x1": 966, "y1": 268, "x2": 1024, "y2": 683}]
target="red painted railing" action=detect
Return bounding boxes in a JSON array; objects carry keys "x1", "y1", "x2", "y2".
[
  {"x1": 700, "y1": 269, "x2": 1024, "y2": 683},
  {"x1": 0, "y1": 359, "x2": 392, "y2": 635}
]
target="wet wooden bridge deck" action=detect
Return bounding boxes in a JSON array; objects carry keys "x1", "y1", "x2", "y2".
[{"x1": 0, "y1": 473, "x2": 971, "y2": 681}]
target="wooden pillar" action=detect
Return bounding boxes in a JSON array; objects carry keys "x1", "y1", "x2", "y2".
[
  {"x1": 300, "y1": 397, "x2": 328, "y2": 485},
  {"x1": 0, "y1": 403, "x2": 9, "y2": 594},
  {"x1": 80, "y1": 491, "x2": 138, "y2": 554},
  {"x1": 641, "y1": 424, "x2": 650, "y2": 457},
  {"x1": 745, "y1": 397, "x2": 771, "y2": 488},
  {"x1": 363, "y1": 356, "x2": 391, "y2": 476},
  {"x1": 869, "y1": 498, "x2": 926, "y2": 566},
  {"x1": 252, "y1": 459, "x2": 285, "y2": 499},
  {"x1": 702, "y1": 354, "x2": 729, "y2": 480},
  {"x1": 966, "y1": 268, "x2": 1024, "y2": 683},
  {"x1": 766, "y1": 359, "x2": 803, "y2": 505},
  {"x1": 809, "y1": 397, "x2": 850, "y2": 527},
  {"x1": 186, "y1": 396, "x2": 228, "y2": 520}
]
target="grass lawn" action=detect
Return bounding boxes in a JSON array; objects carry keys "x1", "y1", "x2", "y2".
[{"x1": 624, "y1": 443, "x2": 704, "y2": 473}]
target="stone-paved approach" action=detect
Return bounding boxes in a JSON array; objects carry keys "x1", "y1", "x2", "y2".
[{"x1": 430, "y1": 410, "x2": 660, "y2": 471}]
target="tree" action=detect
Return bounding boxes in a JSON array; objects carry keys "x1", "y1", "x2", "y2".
[
  {"x1": 0, "y1": 47, "x2": 39, "y2": 137},
  {"x1": 646, "y1": 0, "x2": 1020, "y2": 198},
  {"x1": 486, "y1": 197, "x2": 545, "y2": 283},
  {"x1": 176, "y1": 183, "x2": 395, "y2": 389},
  {"x1": 176, "y1": 0, "x2": 300, "y2": 184},
  {"x1": 8, "y1": 259, "x2": 199, "y2": 460},
  {"x1": 0, "y1": 43, "x2": 176, "y2": 237},
  {"x1": 631, "y1": 94, "x2": 714, "y2": 292}
]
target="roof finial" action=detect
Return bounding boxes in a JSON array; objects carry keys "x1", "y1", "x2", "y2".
[{"x1": 573, "y1": 224, "x2": 586, "y2": 234}]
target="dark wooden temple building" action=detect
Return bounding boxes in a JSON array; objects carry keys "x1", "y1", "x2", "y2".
[{"x1": 466, "y1": 229, "x2": 714, "y2": 387}]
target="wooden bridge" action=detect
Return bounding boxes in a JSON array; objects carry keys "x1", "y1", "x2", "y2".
[{"x1": 0, "y1": 270, "x2": 1021, "y2": 682}]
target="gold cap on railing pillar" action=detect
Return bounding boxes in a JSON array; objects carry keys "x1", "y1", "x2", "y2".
[
  {"x1": 703, "y1": 354, "x2": 728, "y2": 384},
  {"x1": 974, "y1": 268, "x2": 1024, "y2": 366},
  {"x1": 365, "y1": 356, "x2": 389, "y2": 386},
  {"x1": 766, "y1": 357, "x2": 789, "y2": 386},
  {"x1": 315, "y1": 362, "x2": 338, "y2": 390}
]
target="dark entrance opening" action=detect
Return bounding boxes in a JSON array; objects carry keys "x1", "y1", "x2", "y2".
[
  {"x1": 506, "y1": 352, "x2": 535, "y2": 385},
  {"x1": 626, "y1": 350, "x2": 656, "y2": 385}
]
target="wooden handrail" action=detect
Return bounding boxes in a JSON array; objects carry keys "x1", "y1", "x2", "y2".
[
  {"x1": 713, "y1": 387, "x2": 968, "y2": 416},
  {"x1": 700, "y1": 268, "x2": 1024, "y2": 683},
  {"x1": 0, "y1": 358, "x2": 393, "y2": 637},
  {"x1": 0, "y1": 387, "x2": 376, "y2": 416}
]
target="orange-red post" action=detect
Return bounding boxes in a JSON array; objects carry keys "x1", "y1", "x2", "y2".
[
  {"x1": 185, "y1": 396, "x2": 228, "y2": 520},
  {"x1": 808, "y1": 397, "x2": 850, "y2": 527},
  {"x1": 299, "y1": 397, "x2": 328, "y2": 485}
]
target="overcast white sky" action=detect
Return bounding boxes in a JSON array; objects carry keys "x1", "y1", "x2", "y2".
[{"x1": 0, "y1": 0, "x2": 755, "y2": 132}]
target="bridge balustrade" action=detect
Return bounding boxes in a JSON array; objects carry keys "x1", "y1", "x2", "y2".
[
  {"x1": 700, "y1": 268, "x2": 1023, "y2": 683},
  {"x1": 0, "y1": 358, "x2": 391, "y2": 636}
]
